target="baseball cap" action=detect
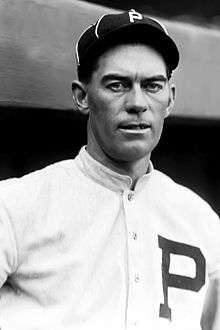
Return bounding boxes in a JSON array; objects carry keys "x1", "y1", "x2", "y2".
[{"x1": 76, "y1": 9, "x2": 179, "y2": 77}]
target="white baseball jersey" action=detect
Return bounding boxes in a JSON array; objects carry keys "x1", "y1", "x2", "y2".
[{"x1": 0, "y1": 146, "x2": 220, "y2": 330}]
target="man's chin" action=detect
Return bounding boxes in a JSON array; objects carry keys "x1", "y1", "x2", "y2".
[{"x1": 108, "y1": 145, "x2": 151, "y2": 163}]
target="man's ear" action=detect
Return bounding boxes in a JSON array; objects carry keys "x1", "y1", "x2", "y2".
[
  {"x1": 165, "y1": 84, "x2": 176, "y2": 118},
  {"x1": 72, "y1": 80, "x2": 89, "y2": 115}
]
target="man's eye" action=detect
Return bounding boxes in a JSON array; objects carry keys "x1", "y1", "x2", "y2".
[
  {"x1": 107, "y1": 82, "x2": 126, "y2": 92},
  {"x1": 143, "y1": 82, "x2": 165, "y2": 93}
]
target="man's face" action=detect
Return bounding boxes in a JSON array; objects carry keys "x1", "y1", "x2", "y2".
[{"x1": 84, "y1": 43, "x2": 175, "y2": 163}]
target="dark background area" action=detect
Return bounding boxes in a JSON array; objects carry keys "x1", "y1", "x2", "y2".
[{"x1": 1, "y1": 107, "x2": 220, "y2": 215}]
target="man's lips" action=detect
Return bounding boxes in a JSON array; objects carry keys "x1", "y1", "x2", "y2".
[{"x1": 118, "y1": 122, "x2": 151, "y2": 131}]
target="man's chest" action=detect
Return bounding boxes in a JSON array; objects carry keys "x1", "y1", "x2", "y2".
[{"x1": 10, "y1": 193, "x2": 208, "y2": 329}]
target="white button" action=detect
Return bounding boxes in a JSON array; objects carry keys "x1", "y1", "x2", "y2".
[
  {"x1": 134, "y1": 275, "x2": 140, "y2": 283},
  {"x1": 128, "y1": 192, "x2": 134, "y2": 201},
  {"x1": 132, "y1": 232, "x2": 137, "y2": 240}
]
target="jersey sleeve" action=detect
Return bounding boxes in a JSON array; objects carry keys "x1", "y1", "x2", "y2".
[
  {"x1": 0, "y1": 197, "x2": 18, "y2": 286},
  {"x1": 202, "y1": 209, "x2": 220, "y2": 280},
  {"x1": 0, "y1": 163, "x2": 68, "y2": 289}
]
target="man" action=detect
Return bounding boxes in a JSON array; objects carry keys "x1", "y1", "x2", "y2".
[{"x1": 0, "y1": 9, "x2": 220, "y2": 330}]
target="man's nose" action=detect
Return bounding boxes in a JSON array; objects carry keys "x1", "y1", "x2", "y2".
[{"x1": 125, "y1": 86, "x2": 148, "y2": 113}]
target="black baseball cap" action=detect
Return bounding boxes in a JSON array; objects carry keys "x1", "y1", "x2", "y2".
[{"x1": 76, "y1": 9, "x2": 179, "y2": 76}]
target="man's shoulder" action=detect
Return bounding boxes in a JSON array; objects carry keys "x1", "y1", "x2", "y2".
[
  {"x1": 0, "y1": 157, "x2": 78, "y2": 203},
  {"x1": 150, "y1": 170, "x2": 220, "y2": 253},
  {"x1": 152, "y1": 168, "x2": 200, "y2": 197},
  {"x1": 151, "y1": 169, "x2": 216, "y2": 214}
]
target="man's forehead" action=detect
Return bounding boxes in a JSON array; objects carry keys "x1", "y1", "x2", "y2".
[{"x1": 95, "y1": 44, "x2": 168, "y2": 79}]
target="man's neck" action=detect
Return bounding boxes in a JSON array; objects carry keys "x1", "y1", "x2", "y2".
[{"x1": 86, "y1": 145, "x2": 151, "y2": 190}]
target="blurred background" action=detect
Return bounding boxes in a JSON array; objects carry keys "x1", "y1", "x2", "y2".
[{"x1": 0, "y1": 0, "x2": 220, "y2": 214}]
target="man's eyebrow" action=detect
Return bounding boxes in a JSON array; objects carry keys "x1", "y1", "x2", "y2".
[
  {"x1": 101, "y1": 73, "x2": 168, "y2": 83},
  {"x1": 101, "y1": 74, "x2": 129, "y2": 83},
  {"x1": 145, "y1": 75, "x2": 168, "y2": 82}
]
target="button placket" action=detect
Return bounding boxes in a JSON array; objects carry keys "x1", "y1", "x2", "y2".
[{"x1": 123, "y1": 189, "x2": 143, "y2": 328}]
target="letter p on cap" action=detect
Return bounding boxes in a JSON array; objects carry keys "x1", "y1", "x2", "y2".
[{"x1": 128, "y1": 9, "x2": 143, "y2": 23}]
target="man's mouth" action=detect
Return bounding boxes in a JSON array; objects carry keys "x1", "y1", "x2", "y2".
[{"x1": 119, "y1": 123, "x2": 150, "y2": 131}]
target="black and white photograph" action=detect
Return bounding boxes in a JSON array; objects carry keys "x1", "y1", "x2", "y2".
[{"x1": 0, "y1": 1, "x2": 220, "y2": 329}]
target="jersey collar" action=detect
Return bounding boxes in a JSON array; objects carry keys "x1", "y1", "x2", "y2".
[{"x1": 76, "y1": 146, "x2": 154, "y2": 192}]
